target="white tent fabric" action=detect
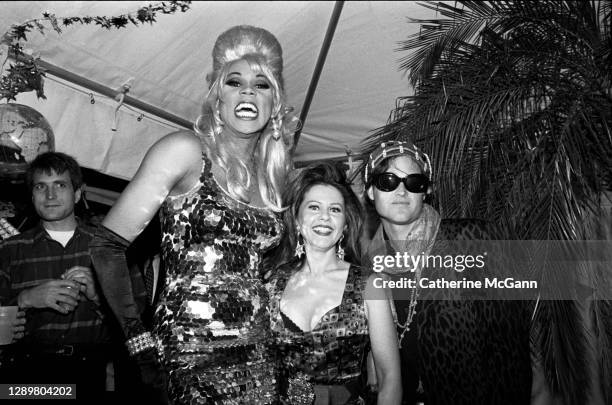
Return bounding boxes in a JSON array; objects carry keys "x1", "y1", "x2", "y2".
[{"x1": 1, "y1": 1, "x2": 436, "y2": 180}]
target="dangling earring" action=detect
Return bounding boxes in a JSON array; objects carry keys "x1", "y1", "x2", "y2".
[
  {"x1": 271, "y1": 115, "x2": 281, "y2": 141},
  {"x1": 295, "y1": 232, "x2": 305, "y2": 258},
  {"x1": 336, "y1": 234, "x2": 345, "y2": 261},
  {"x1": 213, "y1": 99, "x2": 224, "y2": 135}
]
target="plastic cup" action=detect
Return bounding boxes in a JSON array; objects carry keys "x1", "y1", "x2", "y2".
[{"x1": 0, "y1": 306, "x2": 18, "y2": 345}]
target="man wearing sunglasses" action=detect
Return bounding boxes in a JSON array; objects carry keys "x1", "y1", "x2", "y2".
[
  {"x1": 360, "y1": 141, "x2": 532, "y2": 405},
  {"x1": 366, "y1": 166, "x2": 431, "y2": 234},
  {"x1": 361, "y1": 141, "x2": 437, "y2": 405}
]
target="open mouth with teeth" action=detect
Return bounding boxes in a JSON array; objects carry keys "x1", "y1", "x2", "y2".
[
  {"x1": 235, "y1": 102, "x2": 259, "y2": 119},
  {"x1": 312, "y1": 225, "x2": 334, "y2": 236}
]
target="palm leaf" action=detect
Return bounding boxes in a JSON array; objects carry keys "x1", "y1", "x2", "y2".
[{"x1": 366, "y1": 1, "x2": 612, "y2": 403}]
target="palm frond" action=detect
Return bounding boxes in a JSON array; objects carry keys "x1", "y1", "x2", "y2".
[
  {"x1": 532, "y1": 299, "x2": 590, "y2": 405},
  {"x1": 366, "y1": 1, "x2": 612, "y2": 402},
  {"x1": 593, "y1": 300, "x2": 612, "y2": 404}
]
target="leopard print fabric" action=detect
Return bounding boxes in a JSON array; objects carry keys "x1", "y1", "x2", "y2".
[{"x1": 415, "y1": 219, "x2": 532, "y2": 405}]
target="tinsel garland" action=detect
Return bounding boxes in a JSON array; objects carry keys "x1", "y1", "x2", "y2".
[{"x1": 0, "y1": 0, "x2": 192, "y2": 102}]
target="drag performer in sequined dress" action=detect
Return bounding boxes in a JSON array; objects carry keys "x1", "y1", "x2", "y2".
[
  {"x1": 155, "y1": 154, "x2": 283, "y2": 403},
  {"x1": 90, "y1": 25, "x2": 296, "y2": 404}
]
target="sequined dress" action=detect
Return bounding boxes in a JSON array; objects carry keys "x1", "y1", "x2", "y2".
[
  {"x1": 155, "y1": 154, "x2": 283, "y2": 404},
  {"x1": 268, "y1": 264, "x2": 369, "y2": 405}
]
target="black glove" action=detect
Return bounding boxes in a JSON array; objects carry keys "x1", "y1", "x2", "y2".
[
  {"x1": 134, "y1": 348, "x2": 170, "y2": 405},
  {"x1": 90, "y1": 225, "x2": 169, "y2": 403},
  {"x1": 89, "y1": 224, "x2": 147, "y2": 337}
]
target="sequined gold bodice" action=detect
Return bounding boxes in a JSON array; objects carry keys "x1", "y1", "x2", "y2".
[{"x1": 155, "y1": 154, "x2": 283, "y2": 404}]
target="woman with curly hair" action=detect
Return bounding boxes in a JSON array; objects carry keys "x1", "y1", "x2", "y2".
[{"x1": 267, "y1": 162, "x2": 401, "y2": 404}]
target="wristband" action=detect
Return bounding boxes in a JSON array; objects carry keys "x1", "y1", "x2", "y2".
[{"x1": 126, "y1": 332, "x2": 158, "y2": 356}]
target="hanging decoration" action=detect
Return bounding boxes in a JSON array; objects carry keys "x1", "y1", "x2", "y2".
[
  {"x1": 112, "y1": 78, "x2": 134, "y2": 131},
  {"x1": 0, "y1": 1, "x2": 192, "y2": 102},
  {"x1": 0, "y1": 103, "x2": 55, "y2": 178}
]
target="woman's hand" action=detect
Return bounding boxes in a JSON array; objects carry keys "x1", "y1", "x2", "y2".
[{"x1": 365, "y1": 273, "x2": 402, "y2": 405}]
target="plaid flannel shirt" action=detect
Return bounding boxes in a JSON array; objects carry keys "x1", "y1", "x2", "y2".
[{"x1": 0, "y1": 222, "x2": 111, "y2": 346}]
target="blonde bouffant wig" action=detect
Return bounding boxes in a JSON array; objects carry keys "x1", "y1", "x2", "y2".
[{"x1": 195, "y1": 25, "x2": 298, "y2": 211}]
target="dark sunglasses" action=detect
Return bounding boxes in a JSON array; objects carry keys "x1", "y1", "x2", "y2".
[{"x1": 372, "y1": 172, "x2": 430, "y2": 193}]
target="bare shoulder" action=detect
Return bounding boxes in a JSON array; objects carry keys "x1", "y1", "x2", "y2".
[
  {"x1": 140, "y1": 131, "x2": 202, "y2": 172},
  {"x1": 149, "y1": 130, "x2": 202, "y2": 159},
  {"x1": 102, "y1": 131, "x2": 202, "y2": 239},
  {"x1": 160, "y1": 130, "x2": 201, "y2": 144}
]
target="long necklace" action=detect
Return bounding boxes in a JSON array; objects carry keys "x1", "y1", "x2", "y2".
[
  {"x1": 382, "y1": 227, "x2": 421, "y2": 348},
  {"x1": 396, "y1": 269, "x2": 420, "y2": 348}
]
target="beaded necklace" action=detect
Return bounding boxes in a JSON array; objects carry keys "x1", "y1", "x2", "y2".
[
  {"x1": 395, "y1": 267, "x2": 421, "y2": 348},
  {"x1": 377, "y1": 205, "x2": 440, "y2": 349},
  {"x1": 383, "y1": 228, "x2": 420, "y2": 348}
]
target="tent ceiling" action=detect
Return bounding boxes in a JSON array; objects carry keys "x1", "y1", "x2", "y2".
[{"x1": 1, "y1": 1, "x2": 435, "y2": 180}]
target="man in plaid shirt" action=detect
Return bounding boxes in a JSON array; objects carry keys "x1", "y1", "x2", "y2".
[{"x1": 0, "y1": 152, "x2": 114, "y2": 401}]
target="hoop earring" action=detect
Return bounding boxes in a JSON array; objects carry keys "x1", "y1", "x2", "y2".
[
  {"x1": 336, "y1": 234, "x2": 345, "y2": 261},
  {"x1": 294, "y1": 232, "x2": 305, "y2": 258}
]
